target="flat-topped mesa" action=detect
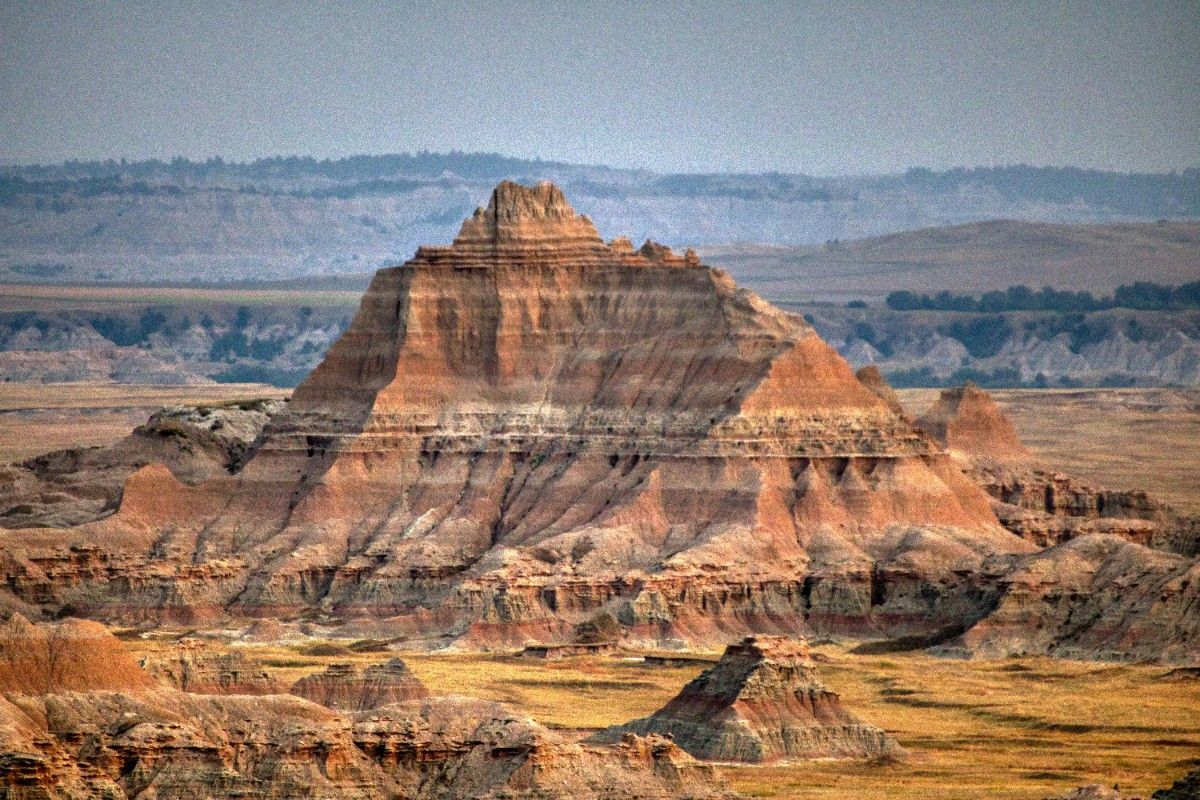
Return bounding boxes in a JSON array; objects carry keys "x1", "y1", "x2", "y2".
[
  {"x1": 290, "y1": 658, "x2": 429, "y2": 711},
  {"x1": 604, "y1": 635, "x2": 901, "y2": 763}
]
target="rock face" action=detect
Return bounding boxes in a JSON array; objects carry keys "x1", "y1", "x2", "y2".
[
  {"x1": 291, "y1": 658, "x2": 429, "y2": 711},
  {"x1": 0, "y1": 616, "x2": 736, "y2": 799},
  {"x1": 0, "y1": 180, "x2": 1030, "y2": 648},
  {"x1": 916, "y1": 384, "x2": 1198, "y2": 556},
  {"x1": 603, "y1": 636, "x2": 899, "y2": 763},
  {"x1": 939, "y1": 534, "x2": 1199, "y2": 662},
  {"x1": 0, "y1": 398, "x2": 283, "y2": 529},
  {"x1": 140, "y1": 639, "x2": 286, "y2": 694}
]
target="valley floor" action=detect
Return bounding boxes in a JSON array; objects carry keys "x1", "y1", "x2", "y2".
[{"x1": 122, "y1": 633, "x2": 1200, "y2": 800}]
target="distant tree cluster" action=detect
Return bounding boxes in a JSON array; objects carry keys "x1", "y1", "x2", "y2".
[{"x1": 886, "y1": 282, "x2": 1200, "y2": 313}]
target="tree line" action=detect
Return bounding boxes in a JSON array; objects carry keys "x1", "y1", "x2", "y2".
[{"x1": 885, "y1": 281, "x2": 1200, "y2": 313}]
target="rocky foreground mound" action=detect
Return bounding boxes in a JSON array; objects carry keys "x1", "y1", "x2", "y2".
[
  {"x1": 0, "y1": 616, "x2": 736, "y2": 799},
  {"x1": 0, "y1": 181, "x2": 1194, "y2": 663},
  {"x1": 600, "y1": 635, "x2": 899, "y2": 762}
]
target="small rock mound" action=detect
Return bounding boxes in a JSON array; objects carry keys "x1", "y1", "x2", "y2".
[
  {"x1": 1152, "y1": 768, "x2": 1200, "y2": 800},
  {"x1": 139, "y1": 639, "x2": 285, "y2": 694},
  {"x1": 291, "y1": 657, "x2": 429, "y2": 711},
  {"x1": 602, "y1": 636, "x2": 901, "y2": 763},
  {"x1": 0, "y1": 614, "x2": 154, "y2": 693},
  {"x1": 917, "y1": 381, "x2": 1031, "y2": 462},
  {"x1": 855, "y1": 365, "x2": 904, "y2": 414}
]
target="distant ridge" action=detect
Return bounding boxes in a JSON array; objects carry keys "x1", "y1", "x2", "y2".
[{"x1": 706, "y1": 219, "x2": 1200, "y2": 296}]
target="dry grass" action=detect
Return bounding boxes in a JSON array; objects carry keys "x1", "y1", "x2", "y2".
[
  {"x1": 0, "y1": 382, "x2": 288, "y2": 462},
  {"x1": 120, "y1": 635, "x2": 1200, "y2": 799},
  {"x1": 900, "y1": 387, "x2": 1200, "y2": 515}
]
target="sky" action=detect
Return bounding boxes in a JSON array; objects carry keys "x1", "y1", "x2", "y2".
[{"x1": 1, "y1": 1, "x2": 1198, "y2": 175}]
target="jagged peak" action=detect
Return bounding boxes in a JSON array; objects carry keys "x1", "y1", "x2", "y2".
[{"x1": 452, "y1": 179, "x2": 604, "y2": 246}]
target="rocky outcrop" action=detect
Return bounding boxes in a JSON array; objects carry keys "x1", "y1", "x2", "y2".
[
  {"x1": 0, "y1": 180, "x2": 1035, "y2": 650},
  {"x1": 0, "y1": 398, "x2": 283, "y2": 529},
  {"x1": 291, "y1": 658, "x2": 429, "y2": 711},
  {"x1": 140, "y1": 639, "x2": 286, "y2": 694},
  {"x1": 916, "y1": 383, "x2": 1198, "y2": 556},
  {"x1": 0, "y1": 616, "x2": 737, "y2": 799},
  {"x1": 599, "y1": 636, "x2": 900, "y2": 763},
  {"x1": 939, "y1": 535, "x2": 1199, "y2": 663},
  {"x1": 855, "y1": 365, "x2": 904, "y2": 414},
  {"x1": 1152, "y1": 768, "x2": 1200, "y2": 799}
]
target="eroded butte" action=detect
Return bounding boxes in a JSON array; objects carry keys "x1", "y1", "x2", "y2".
[{"x1": 0, "y1": 181, "x2": 1193, "y2": 663}]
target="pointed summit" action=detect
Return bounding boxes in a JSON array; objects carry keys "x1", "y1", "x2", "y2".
[
  {"x1": 917, "y1": 382, "x2": 1032, "y2": 462},
  {"x1": 606, "y1": 636, "x2": 901, "y2": 763},
  {"x1": 453, "y1": 179, "x2": 605, "y2": 247}
]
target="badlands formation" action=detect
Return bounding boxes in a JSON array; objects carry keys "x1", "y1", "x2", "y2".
[
  {"x1": 0, "y1": 616, "x2": 733, "y2": 799},
  {"x1": 603, "y1": 635, "x2": 900, "y2": 762},
  {"x1": 0, "y1": 181, "x2": 1195, "y2": 665}
]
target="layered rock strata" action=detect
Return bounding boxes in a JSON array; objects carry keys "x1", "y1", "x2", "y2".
[
  {"x1": 0, "y1": 398, "x2": 283, "y2": 529},
  {"x1": 0, "y1": 181, "x2": 1030, "y2": 649},
  {"x1": 600, "y1": 635, "x2": 899, "y2": 762},
  {"x1": 0, "y1": 616, "x2": 736, "y2": 799},
  {"x1": 291, "y1": 658, "x2": 429, "y2": 711},
  {"x1": 1, "y1": 181, "x2": 1191, "y2": 663},
  {"x1": 917, "y1": 383, "x2": 1199, "y2": 555},
  {"x1": 140, "y1": 639, "x2": 286, "y2": 694},
  {"x1": 941, "y1": 534, "x2": 1199, "y2": 662}
]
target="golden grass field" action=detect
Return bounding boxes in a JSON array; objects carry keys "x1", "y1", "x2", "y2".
[{"x1": 121, "y1": 635, "x2": 1200, "y2": 800}]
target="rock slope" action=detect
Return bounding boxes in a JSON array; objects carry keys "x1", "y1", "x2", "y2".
[
  {"x1": 916, "y1": 383, "x2": 1198, "y2": 555},
  {"x1": 601, "y1": 635, "x2": 899, "y2": 762},
  {"x1": 0, "y1": 180, "x2": 1029, "y2": 648},
  {"x1": 0, "y1": 616, "x2": 737, "y2": 799},
  {"x1": 291, "y1": 658, "x2": 429, "y2": 711},
  {"x1": 0, "y1": 398, "x2": 283, "y2": 529}
]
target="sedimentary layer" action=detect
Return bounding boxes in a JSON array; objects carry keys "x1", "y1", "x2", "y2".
[{"x1": 1, "y1": 181, "x2": 1191, "y2": 662}]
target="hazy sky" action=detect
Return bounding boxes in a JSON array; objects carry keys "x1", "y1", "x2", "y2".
[{"x1": 2, "y1": 1, "x2": 1198, "y2": 174}]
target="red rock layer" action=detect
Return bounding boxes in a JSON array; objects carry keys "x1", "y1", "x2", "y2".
[{"x1": 0, "y1": 181, "x2": 1035, "y2": 648}]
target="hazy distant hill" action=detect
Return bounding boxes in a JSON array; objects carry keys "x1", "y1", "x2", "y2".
[
  {"x1": 707, "y1": 219, "x2": 1200, "y2": 299},
  {"x1": 1, "y1": 154, "x2": 1197, "y2": 284}
]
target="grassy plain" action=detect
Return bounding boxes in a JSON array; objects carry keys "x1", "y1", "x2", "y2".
[{"x1": 122, "y1": 635, "x2": 1200, "y2": 800}]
